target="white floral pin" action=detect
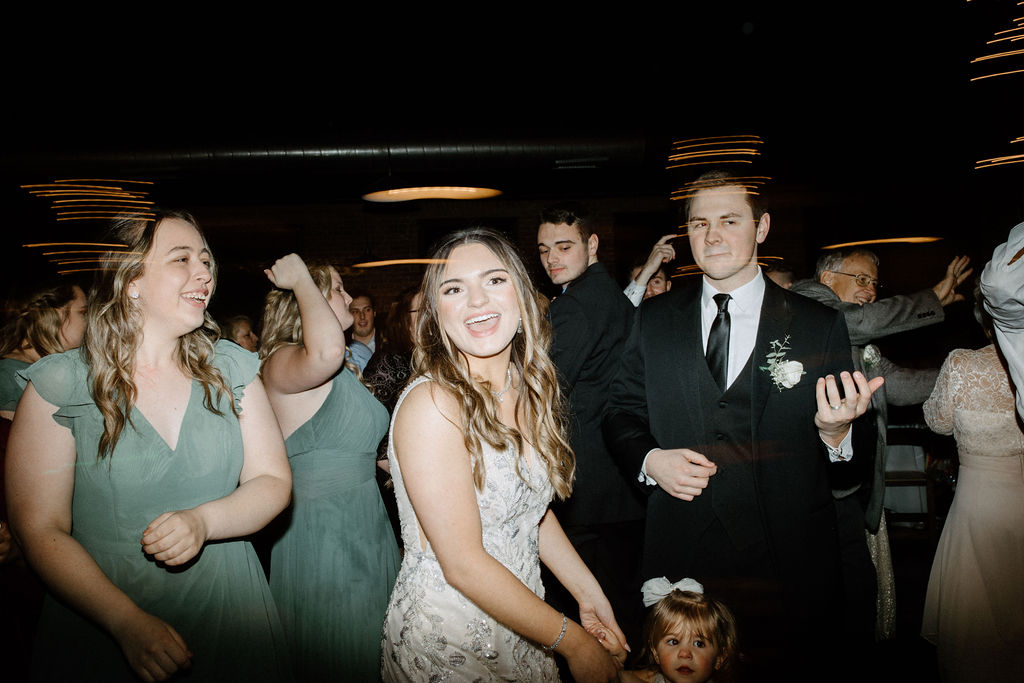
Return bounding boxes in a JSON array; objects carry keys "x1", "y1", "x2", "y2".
[
  {"x1": 759, "y1": 335, "x2": 805, "y2": 391},
  {"x1": 862, "y1": 344, "x2": 881, "y2": 370}
]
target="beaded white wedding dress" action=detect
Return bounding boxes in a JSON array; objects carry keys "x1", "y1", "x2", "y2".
[{"x1": 381, "y1": 376, "x2": 559, "y2": 681}]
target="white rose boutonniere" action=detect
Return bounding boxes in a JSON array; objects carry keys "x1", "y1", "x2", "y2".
[{"x1": 759, "y1": 335, "x2": 806, "y2": 391}]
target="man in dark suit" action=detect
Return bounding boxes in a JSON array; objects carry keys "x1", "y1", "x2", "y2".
[
  {"x1": 537, "y1": 203, "x2": 645, "y2": 642},
  {"x1": 602, "y1": 171, "x2": 882, "y2": 675}
]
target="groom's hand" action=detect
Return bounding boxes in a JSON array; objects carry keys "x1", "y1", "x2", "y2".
[
  {"x1": 645, "y1": 448, "x2": 717, "y2": 501},
  {"x1": 814, "y1": 370, "x2": 885, "y2": 446}
]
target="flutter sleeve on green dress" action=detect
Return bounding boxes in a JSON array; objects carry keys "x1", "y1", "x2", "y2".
[{"x1": 19, "y1": 342, "x2": 293, "y2": 682}]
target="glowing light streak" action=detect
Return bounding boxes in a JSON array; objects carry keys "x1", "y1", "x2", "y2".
[
  {"x1": 24, "y1": 242, "x2": 128, "y2": 248},
  {"x1": 822, "y1": 237, "x2": 942, "y2": 249},
  {"x1": 670, "y1": 138, "x2": 763, "y2": 152},
  {"x1": 53, "y1": 198, "x2": 154, "y2": 204},
  {"x1": 667, "y1": 149, "x2": 762, "y2": 161},
  {"x1": 970, "y1": 68, "x2": 1024, "y2": 81},
  {"x1": 29, "y1": 191, "x2": 142, "y2": 198},
  {"x1": 971, "y1": 47, "x2": 1024, "y2": 63},
  {"x1": 54, "y1": 210, "x2": 155, "y2": 217},
  {"x1": 670, "y1": 134, "x2": 761, "y2": 146},
  {"x1": 41, "y1": 250, "x2": 116, "y2": 256},
  {"x1": 667, "y1": 159, "x2": 754, "y2": 169},
  {"x1": 57, "y1": 215, "x2": 147, "y2": 222},
  {"x1": 51, "y1": 206, "x2": 155, "y2": 212},
  {"x1": 975, "y1": 156, "x2": 1024, "y2": 169},
  {"x1": 56, "y1": 178, "x2": 153, "y2": 185},
  {"x1": 57, "y1": 268, "x2": 107, "y2": 275},
  {"x1": 986, "y1": 32, "x2": 1024, "y2": 44},
  {"x1": 993, "y1": 25, "x2": 1024, "y2": 35},
  {"x1": 351, "y1": 258, "x2": 448, "y2": 268},
  {"x1": 22, "y1": 183, "x2": 133, "y2": 192}
]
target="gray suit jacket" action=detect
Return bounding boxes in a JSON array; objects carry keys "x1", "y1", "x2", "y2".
[{"x1": 789, "y1": 279, "x2": 939, "y2": 531}]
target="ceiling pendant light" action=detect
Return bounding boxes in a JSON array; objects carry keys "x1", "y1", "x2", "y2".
[{"x1": 360, "y1": 143, "x2": 501, "y2": 202}]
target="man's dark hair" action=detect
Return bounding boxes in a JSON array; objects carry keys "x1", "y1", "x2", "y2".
[
  {"x1": 349, "y1": 291, "x2": 375, "y2": 309},
  {"x1": 683, "y1": 169, "x2": 765, "y2": 222},
  {"x1": 539, "y1": 202, "x2": 594, "y2": 241}
]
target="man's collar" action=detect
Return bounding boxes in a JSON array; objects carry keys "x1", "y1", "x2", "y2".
[{"x1": 701, "y1": 268, "x2": 765, "y2": 313}]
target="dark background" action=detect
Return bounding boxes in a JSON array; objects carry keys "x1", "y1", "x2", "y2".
[{"x1": 2, "y1": 1, "x2": 1020, "y2": 351}]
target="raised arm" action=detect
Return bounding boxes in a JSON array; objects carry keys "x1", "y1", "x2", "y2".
[
  {"x1": 6, "y1": 385, "x2": 193, "y2": 681},
  {"x1": 790, "y1": 279, "x2": 944, "y2": 346},
  {"x1": 261, "y1": 254, "x2": 347, "y2": 395},
  {"x1": 394, "y1": 382, "x2": 618, "y2": 682},
  {"x1": 140, "y1": 376, "x2": 291, "y2": 565}
]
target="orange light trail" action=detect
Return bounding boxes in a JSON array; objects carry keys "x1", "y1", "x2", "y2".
[
  {"x1": 351, "y1": 259, "x2": 448, "y2": 268},
  {"x1": 822, "y1": 237, "x2": 943, "y2": 249},
  {"x1": 24, "y1": 242, "x2": 128, "y2": 248},
  {"x1": 970, "y1": 68, "x2": 1024, "y2": 81},
  {"x1": 971, "y1": 47, "x2": 1024, "y2": 63}
]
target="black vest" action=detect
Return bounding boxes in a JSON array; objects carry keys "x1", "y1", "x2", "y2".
[{"x1": 697, "y1": 351, "x2": 772, "y2": 560}]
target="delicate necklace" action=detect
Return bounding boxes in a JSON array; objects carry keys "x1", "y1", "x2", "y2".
[{"x1": 490, "y1": 366, "x2": 513, "y2": 403}]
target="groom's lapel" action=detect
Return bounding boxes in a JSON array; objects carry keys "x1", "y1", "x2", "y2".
[
  {"x1": 750, "y1": 281, "x2": 794, "y2": 426},
  {"x1": 672, "y1": 284, "x2": 707, "y2": 433}
]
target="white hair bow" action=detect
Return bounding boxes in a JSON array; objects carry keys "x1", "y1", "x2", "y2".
[{"x1": 641, "y1": 577, "x2": 704, "y2": 607}]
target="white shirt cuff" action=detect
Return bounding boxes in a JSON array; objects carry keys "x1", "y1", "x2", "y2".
[
  {"x1": 822, "y1": 427, "x2": 853, "y2": 462},
  {"x1": 638, "y1": 448, "x2": 660, "y2": 485},
  {"x1": 623, "y1": 281, "x2": 645, "y2": 308}
]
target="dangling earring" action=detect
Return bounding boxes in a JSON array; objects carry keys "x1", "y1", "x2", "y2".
[
  {"x1": 517, "y1": 318, "x2": 523, "y2": 334},
  {"x1": 129, "y1": 286, "x2": 139, "y2": 300}
]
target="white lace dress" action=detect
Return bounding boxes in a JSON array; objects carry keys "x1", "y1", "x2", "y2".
[
  {"x1": 922, "y1": 345, "x2": 1024, "y2": 682},
  {"x1": 381, "y1": 376, "x2": 559, "y2": 681}
]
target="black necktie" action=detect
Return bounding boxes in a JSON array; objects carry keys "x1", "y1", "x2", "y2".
[{"x1": 706, "y1": 293, "x2": 731, "y2": 391}]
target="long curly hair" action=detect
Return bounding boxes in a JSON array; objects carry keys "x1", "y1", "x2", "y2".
[
  {"x1": 0, "y1": 283, "x2": 81, "y2": 358},
  {"x1": 258, "y1": 263, "x2": 361, "y2": 378},
  {"x1": 413, "y1": 227, "x2": 574, "y2": 500},
  {"x1": 85, "y1": 210, "x2": 233, "y2": 459}
]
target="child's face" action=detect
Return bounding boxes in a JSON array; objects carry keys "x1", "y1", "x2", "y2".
[{"x1": 653, "y1": 629, "x2": 722, "y2": 683}]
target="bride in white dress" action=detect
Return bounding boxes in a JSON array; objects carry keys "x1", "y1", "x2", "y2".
[{"x1": 381, "y1": 228, "x2": 625, "y2": 682}]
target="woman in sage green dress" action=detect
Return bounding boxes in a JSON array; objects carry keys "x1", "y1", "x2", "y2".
[
  {"x1": 5, "y1": 211, "x2": 294, "y2": 682},
  {"x1": 260, "y1": 253, "x2": 400, "y2": 682},
  {"x1": 0, "y1": 281, "x2": 87, "y2": 419}
]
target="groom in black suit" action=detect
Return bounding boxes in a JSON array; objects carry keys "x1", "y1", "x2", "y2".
[{"x1": 603, "y1": 171, "x2": 882, "y2": 675}]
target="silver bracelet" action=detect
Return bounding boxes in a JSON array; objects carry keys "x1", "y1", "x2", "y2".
[{"x1": 543, "y1": 614, "x2": 568, "y2": 651}]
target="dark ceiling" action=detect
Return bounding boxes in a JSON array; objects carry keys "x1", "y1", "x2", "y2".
[{"x1": 2, "y1": 2, "x2": 1021, "y2": 295}]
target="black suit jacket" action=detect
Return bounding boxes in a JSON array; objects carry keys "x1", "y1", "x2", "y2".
[
  {"x1": 602, "y1": 276, "x2": 855, "y2": 605},
  {"x1": 549, "y1": 262, "x2": 644, "y2": 528}
]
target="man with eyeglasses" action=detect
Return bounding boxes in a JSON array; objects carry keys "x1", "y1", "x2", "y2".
[{"x1": 790, "y1": 247, "x2": 970, "y2": 642}]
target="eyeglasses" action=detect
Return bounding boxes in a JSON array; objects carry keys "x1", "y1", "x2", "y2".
[{"x1": 830, "y1": 271, "x2": 880, "y2": 288}]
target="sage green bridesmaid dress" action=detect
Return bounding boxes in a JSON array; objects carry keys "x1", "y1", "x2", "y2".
[
  {"x1": 270, "y1": 367, "x2": 400, "y2": 682},
  {"x1": 21, "y1": 341, "x2": 292, "y2": 682}
]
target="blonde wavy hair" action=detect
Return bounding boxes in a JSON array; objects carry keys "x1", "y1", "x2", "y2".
[
  {"x1": 258, "y1": 263, "x2": 361, "y2": 378},
  {"x1": 85, "y1": 211, "x2": 233, "y2": 459},
  {"x1": 413, "y1": 227, "x2": 574, "y2": 500},
  {"x1": 0, "y1": 283, "x2": 81, "y2": 358}
]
